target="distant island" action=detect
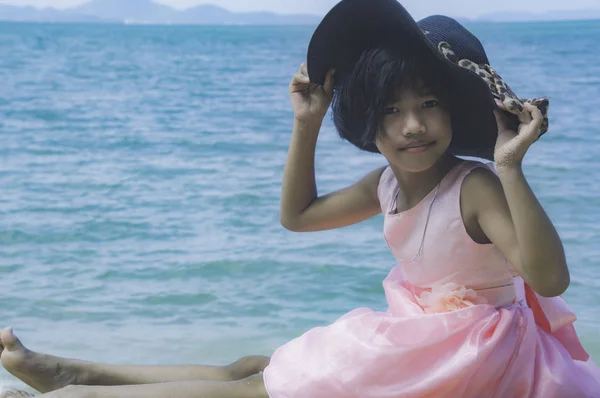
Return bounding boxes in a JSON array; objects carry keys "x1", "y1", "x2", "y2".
[
  {"x1": 0, "y1": 0, "x2": 321, "y2": 25},
  {"x1": 0, "y1": 0, "x2": 599, "y2": 25},
  {"x1": 476, "y1": 8, "x2": 600, "y2": 22}
]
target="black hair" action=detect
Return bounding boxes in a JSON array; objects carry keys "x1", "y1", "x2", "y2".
[{"x1": 331, "y1": 47, "x2": 455, "y2": 153}]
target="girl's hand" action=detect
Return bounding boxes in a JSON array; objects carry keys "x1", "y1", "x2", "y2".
[
  {"x1": 289, "y1": 63, "x2": 334, "y2": 124},
  {"x1": 493, "y1": 100, "x2": 543, "y2": 169}
]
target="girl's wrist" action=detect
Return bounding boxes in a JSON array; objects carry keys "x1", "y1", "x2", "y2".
[
  {"x1": 496, "y1": 165, "x2": 525, "y2": 188},
  {"x1": 496, "y1": 163, "x2": 523, "y2": 176},
  {"x1": 294, "y1": 117, "x2": 323, "y2": 134}
]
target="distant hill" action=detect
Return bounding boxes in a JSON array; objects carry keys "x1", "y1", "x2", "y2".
[
  {"x1": 0, "y1": 0, "x2": 321, "y2": 25},
  {"x1": 0, "y1": 4, "x2": 105, "y2": 22},
  {"x1": 1, "y1": 1, "x2": 599, "y2": 25},
  {"x1": 72, "y1": 0, "x2": 177, "y2": 21},
  {"x1": 476, "y1": 9, "x2": 600, "y2": 22}
]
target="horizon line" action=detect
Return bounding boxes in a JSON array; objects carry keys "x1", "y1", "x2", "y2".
[{"x1": 2, "y1": 1, "x2": 600, "y2": 20}]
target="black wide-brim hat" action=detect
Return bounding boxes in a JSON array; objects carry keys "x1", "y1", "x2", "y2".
[{"x1": 307, "y1": 0, "x2": 549, "y2": 160}]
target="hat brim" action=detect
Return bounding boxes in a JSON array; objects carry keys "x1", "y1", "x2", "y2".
[{"x1": 306, "y1": 0, "x2": 498, "y2": 160}]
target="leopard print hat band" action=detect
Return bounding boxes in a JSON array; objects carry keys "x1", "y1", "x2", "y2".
[{"x1": 436, "y1": 40, "x2": 549, "y2": 137}]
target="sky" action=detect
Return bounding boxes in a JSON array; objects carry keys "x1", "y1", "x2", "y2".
[{"x1": 1, "y1": 0, "x2": 600, "y2": 18}]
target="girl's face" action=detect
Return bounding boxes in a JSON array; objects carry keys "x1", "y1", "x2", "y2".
[{"x1": 375, "y1": 83, "x2": 453, "y2": 172}]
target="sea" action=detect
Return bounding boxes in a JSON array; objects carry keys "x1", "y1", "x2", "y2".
[{"x1": 1, "y1": 19, "x2": 600, "y2": 391}]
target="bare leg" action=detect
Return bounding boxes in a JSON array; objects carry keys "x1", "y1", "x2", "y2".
[
  {"x1": 0, "y1": 328, "x2": 270, "y2": 393},
  {"x1": 4, "y1": 374, "x2": 268, "y2": 398}
]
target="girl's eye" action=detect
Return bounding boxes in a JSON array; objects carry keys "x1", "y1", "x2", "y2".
[
  {"x1": 423, "y1": 100, "x2": 440, "y2": 108},
  {"x1": 384, "y1": 107, "x2": 400, "y2": 115}
]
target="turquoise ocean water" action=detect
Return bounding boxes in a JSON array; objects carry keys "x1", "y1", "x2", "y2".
[{"x1": 1, "y1": 20, "x2": 600, "y2": 390}]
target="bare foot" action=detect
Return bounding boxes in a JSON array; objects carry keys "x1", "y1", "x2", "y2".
[
  {"x1": 0, "y1": 328, "x2": 80, "y2": 393},
  {"x1": 0, "y1": 390, "x2": 35, "y2": 397}
]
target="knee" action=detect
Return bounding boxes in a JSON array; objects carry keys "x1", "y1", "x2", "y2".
[{"x1": 227, "y1": 355, "x2": 270, "y2": 380}]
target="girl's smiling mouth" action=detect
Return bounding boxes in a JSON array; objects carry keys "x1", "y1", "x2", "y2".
[{"x1": 400, "y1": 141, "x2": 435, "y2": 153}]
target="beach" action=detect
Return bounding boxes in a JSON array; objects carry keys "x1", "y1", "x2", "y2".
[{"x1": 1, "y1": 20, "x2": 599, "y2": 391}]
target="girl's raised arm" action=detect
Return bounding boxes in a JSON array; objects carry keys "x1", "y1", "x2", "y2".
[{"x1": 281, "y1": 63, "x2": 384, "y2": 232}]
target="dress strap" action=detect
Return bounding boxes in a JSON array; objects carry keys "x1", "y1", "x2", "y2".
[{"x1": 377, "y1": 166, "x2": 397, "y2": 214}]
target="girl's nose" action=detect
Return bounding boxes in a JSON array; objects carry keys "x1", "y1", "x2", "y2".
[{"x1": 401, "y1": 111, "x2": 426, "y2": 137}]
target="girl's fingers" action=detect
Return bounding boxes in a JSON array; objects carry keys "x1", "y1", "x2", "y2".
[
  {"x1": 520, "y1": 103, "x2": 543, "y2": 142},
  {"x1": 521, "y1": 103, "x2": 543, "y2": 131},
  {"x1": 516, "y1": 106, "x2": 533, "y2": 125},
  {"x1": 497, "y1": 101, "x2": 542, "y2": 134},
  {"x1": 300, "y1": 62, "x2": 308, "y2": 77},
  {"x1": 290, "y1": 72, "x2": 310, "y2": 87},
  {"x1": 322, "y1": 69, "x2": 335, "y2": 98},
  {"x1": 525, "y1": 103, "x2": 543, "y2": 126}
]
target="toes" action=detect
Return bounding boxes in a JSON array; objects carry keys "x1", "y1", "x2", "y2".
[
  {"x1": 0, "y1": 390, "x2": 35, "y2": 397},
  {"x1": 0, "y1": 328, "x2": 24, "y2": 352},
  {"x1": 0, "y1": 328, "x2": 7, "y2": 352}
]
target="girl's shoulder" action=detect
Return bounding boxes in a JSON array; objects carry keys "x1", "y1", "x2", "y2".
[
  {"x1": 456, "y1": 160, "x2": 501, "y2": 213},
  {"x1": 448, "y1": 160, "x2": 498, "y2": 192},
  {"x1": 460, "y1": 161, "x2": 500, "y2": 194}
]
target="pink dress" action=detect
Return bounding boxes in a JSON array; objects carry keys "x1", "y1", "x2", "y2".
[{"x1": 263, "y1": 161, "x2": 600, "y2": 398}]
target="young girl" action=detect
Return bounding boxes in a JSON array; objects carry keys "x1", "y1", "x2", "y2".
[{"x1": 2, "y1": 1, "x2": 600, "y2": 397}]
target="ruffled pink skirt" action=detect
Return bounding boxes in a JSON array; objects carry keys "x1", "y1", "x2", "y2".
[{"x1": 263, "y1": 267, "x2": 600, "y2": 398}]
